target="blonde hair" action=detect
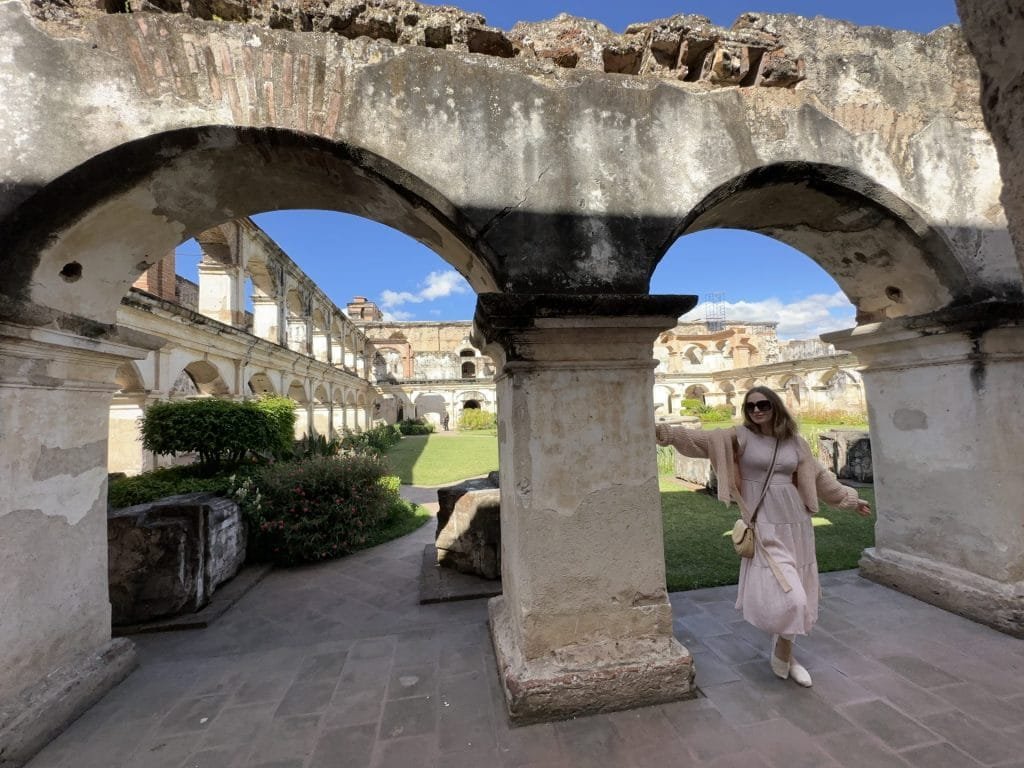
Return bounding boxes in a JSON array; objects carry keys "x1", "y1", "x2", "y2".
[{"x1": 742, "y1": 386, "x2": 798, "y2": 441}]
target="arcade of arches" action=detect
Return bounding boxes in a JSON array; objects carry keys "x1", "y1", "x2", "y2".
[
  {"x1": 1, "y1": 0, "x2": 1023, "y2": 757},
  {"x1": 109, "y1": 219, "x2": 865, "y2": 475}
]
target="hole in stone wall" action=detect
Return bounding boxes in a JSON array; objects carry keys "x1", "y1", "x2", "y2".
[
  {"x1": 682, "y1": 39, "x2": 714, "y2": 82},
  {"x1": 885, "y1": 286, "x2": 904, "y2": 303},
  {"x1": 60, "y1": 261, "x2": 83, "y2": 282},
  {"x1": 740, "y1": 48, "x2": 766, "y2": 87}
]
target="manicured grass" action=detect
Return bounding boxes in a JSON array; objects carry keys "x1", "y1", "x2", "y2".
[
  {"x1": 361, "y1": 498, "x2": 433, "y2": 549},
  {"x1": 386, "y1": 429, "x2": 873, "y2": 593},
  {"x1": 661, "y1": 477, "x2": 875, "y2": 592},
  {"x1": 385, "y1": 432, "x2": 499, "y2": 485}
]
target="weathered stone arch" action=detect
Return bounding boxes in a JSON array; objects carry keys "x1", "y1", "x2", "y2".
[
  {"x1": 176, "y1": 360, "x2": 231, "y2": 397},
  {"x1": 113, "y1": 361, "x2": 146, "y2": 394},
  {"x1": 672, "y1": 162, "x2": 980, "y2": 322},
  {"x1": 1, "y1": 126, "x2": 496, "y2": 331},
  {"x1": 247, "y1": 371, "x2": 277, "y2": 396}
]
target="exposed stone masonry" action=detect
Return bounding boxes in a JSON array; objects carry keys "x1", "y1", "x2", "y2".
[{"x1": 31, "y1": 0, "x2": 805, "y2": 88}]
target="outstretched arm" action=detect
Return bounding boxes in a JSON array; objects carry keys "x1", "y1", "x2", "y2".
[
  {"x1": 655, "y1": 423, "x2": 712, "y2": 459},
  {"x1": 811, "y1": 456, "x2": 871, "y2": 516}
]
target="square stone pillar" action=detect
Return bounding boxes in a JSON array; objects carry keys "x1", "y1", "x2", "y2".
[
  {"x1": 197, "y1": 262, "x2": 246, "y2": 327},
  {"x1": 0, "y1": 322, "x2": 155, "y2": 762},
  {"x1": 824, "y1": 307, "x2": 1024, "y2": 636},
  {"x1": 472, "y1": 294, "x2": 698, "y2": 724}
]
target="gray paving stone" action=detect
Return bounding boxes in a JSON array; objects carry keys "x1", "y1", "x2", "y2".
[
  {"x1": 661, "y1": 701, "x2": 748, "y2": 762},
  {"x1": 701, "y1": 681, "x2": 781, "y2": 725},
  {"x1": 898, "y1": 741, "x2": 984, "y2": 768},
  {"x1": 816, "y1": 729, "x2": 912, "y2": 768},
  {"x1": 878, "y1": 655, "x2": 961, "y2": 688},
  {"x1": 20, "y1": 505, "x2": 1024, "y2": 768},
  {"x1": 917, "y1": 710, "x2": 1024, "y2": 765},
  {"x1": 838, "y1": 700, "x2": 938, "y2": 750},
  {"x1": 308, "y1": 722, "x2": 377, "y2": 768},
  {"x1": 856, "y1": 674, "x2": 956, "y2": 719},
  {"x1": 738, "y1": 718, "x2": 841, "y2": 768},
  {"x1": 244, "y1": 714, "x2": 322, "y2": 765},
  {"x1": 379, "y1": 696, "x2": 437, "y2": 740}
]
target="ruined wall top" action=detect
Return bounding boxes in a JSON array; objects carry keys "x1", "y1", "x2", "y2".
[{"x1": 27, "y1": 0, "x2": 964, "y2": 92}]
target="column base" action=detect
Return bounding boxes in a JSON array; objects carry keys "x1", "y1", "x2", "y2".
[
  {"x1": 859, "y1": 548, "x2": 1024, "y2": 638},
  {"x1": 488, "y1": 596, "x2": 696, "y2": 725},
  {"x1": 0, "y1": 638, "x2": 137, "y2": 767}
]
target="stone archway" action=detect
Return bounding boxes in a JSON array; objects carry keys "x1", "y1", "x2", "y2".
[{"x1": 2, "y1": 3, "x2": 1023, "y2": 752}]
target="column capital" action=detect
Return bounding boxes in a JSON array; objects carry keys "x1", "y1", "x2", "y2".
[
  {"x1": 472, "y1": 293, "x2": 697, "y2": 365},
  {"x1": 823, "y1": 302, "x2": 1024, "y2": 371}
]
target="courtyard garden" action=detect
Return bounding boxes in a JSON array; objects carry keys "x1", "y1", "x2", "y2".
[{"x1": 111, "y1": 407, "x2": 873, "y2": 591}]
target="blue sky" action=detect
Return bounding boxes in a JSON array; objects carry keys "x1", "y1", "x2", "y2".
[{"x1": 178, "y1": 0, "x2": 960, "y2": 339}]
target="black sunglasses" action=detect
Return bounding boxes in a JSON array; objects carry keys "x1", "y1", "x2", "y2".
[{"x1": 744, "y1": 400, "x2": 773, "y2": 413}]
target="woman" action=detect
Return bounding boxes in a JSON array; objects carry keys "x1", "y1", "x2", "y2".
[{"x1": 656, "y1": 386, "x2": 871, "y2": 687}]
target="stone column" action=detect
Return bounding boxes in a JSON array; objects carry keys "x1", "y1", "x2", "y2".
[
  {"x1": 252, "y1": 296, "x2": 282, "y2": 345},
  {"x1": 197, "y1": 262, "x2": 245, "y2": 327},
  {"x1": 824, "y1": 307, "x2": 1024, "y2": 636},
  {"x1": 472, "y1": 294, "x2": 698, "y2": 724},
  {"x1": 0, "y1": 322, "x2": 156, "y2": 761}
]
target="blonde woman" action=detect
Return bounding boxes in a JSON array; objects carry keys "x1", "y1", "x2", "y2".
[{"x1": 656, "y1": 386, "x2": 871, "y2": 687}]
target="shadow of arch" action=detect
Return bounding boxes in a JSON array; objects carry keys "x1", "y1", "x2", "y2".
[
  {"x1": 1, "y1": 126, "x2": 497, "y2": 328},
  {"x1": 667, "y1": 162, "x2": 969, "y2": 323}
]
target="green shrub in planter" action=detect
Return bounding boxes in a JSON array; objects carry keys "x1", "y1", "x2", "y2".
[
  {"x1": 108, "y1": 465, "x2": 254, "y2": 508},
  {"x1": 236, "y1": 454, "x2": 402, "y2": 565},
  {"x1": 141, "y1": 398, "x2": 281, "y2": 471}
]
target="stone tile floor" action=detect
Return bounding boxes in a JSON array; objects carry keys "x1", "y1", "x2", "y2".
[{"x1": 27, "y1": 489, "x2": 1024, "y2": 768}]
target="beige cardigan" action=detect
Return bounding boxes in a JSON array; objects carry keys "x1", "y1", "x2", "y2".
[{"x1": 655, "y1": 423, "x2": 861, "y2": 517}]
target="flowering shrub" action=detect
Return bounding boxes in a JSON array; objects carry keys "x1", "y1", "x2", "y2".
[{"x1": 234, "y1": 454, "x2": 403, "y2": 565}]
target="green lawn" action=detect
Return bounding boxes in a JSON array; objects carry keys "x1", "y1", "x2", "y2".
[
  {"x1": 661, "y1": 477, "x2": 875, "y2": 592},
  {"x1": 385, "y1": 433, "x2": 500, "y2": 485},
  {"x1": 386, "y1": 429, "x2": 875, "y2": 592}
]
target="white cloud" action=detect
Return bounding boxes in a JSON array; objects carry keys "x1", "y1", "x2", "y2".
[
  {"x1": 380, "y1": 270, "x2": 469, "y2": 309},
  {"x1": 680, "y1": 291, "x2": 856, "y2": 339},
  {"x1": 381, "y1": 309, "x2": 415, "y2": 321}
]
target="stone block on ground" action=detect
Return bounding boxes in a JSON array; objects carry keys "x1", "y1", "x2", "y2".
[
  {"x1": 435, "y1": 477, "x2": 501, "y2": 580},
  {"x1": 818, "y1": 429, "x2": 873, "y2": 483},
  {"x1": 108, "y1": 492, "x2": 247, "y2": 626}
]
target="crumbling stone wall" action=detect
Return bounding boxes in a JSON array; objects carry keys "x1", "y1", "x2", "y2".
[{"x1": 29, "y1": 0, "x2": 806, "y2": 89}]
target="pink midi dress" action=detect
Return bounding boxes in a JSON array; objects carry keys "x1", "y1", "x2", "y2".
[{"x1": 735, "y1": 428, "x2": 818, "y2": 636}]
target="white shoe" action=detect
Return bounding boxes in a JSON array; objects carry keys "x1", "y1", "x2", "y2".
[
  {"x1": 769, "y1": 635, "x2": 789, "y2": 680},
  {"x1": 788, "y1": 657, "x2": 813, "y2": 687}
]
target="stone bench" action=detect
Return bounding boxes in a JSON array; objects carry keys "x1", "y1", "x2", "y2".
[
  {"x1": 107, "y1": 492, "x2": 247, "y2": 626},
  {"x1": 435, "y1": 476, "x2": 501, "y2": 580}
]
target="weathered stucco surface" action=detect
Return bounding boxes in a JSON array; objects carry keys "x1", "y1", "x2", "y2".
[
  {"x1": 0, "y1": 0, "x2": 1019, "y2": 329},
  {"x1": 1, "y1": 0, "x2": 1023, "y2": 751}
]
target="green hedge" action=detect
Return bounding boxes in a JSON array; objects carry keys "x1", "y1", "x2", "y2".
[
  {"x1": 255, "y1": 395, "x2": 299, "y2": 458},
  {"x1": 398, "y1": 418, "x2": 434, "y2": 436},
  {"x1": 458, "y1": 408, "x2": 496, "y2": 431},
  {"x1": 341, "y1": 423, "x2": 402, "y2": 455},
  {"x1": 108, "y1": 465, "x2": 251, "y2": 508},
  {"x1": 235, "y1": 454, "x2": 404, "y2": 565},
  {"x1": 141, "y1": 398, "x2": 288, "y2": 470}
]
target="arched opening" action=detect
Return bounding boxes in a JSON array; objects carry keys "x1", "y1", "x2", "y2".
[
  {"x1": 463, "y1": 399, "x2": 481, "y2": 410},
  {"x1": 461, "y1": 360, "x2": 476, "y2": 379},
  {"x1": 247, "y1": 372, "x2": 276, "y2": 397},
  {"x1": 171, "y1": 361, "x2": 231, "y2": 398}
]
